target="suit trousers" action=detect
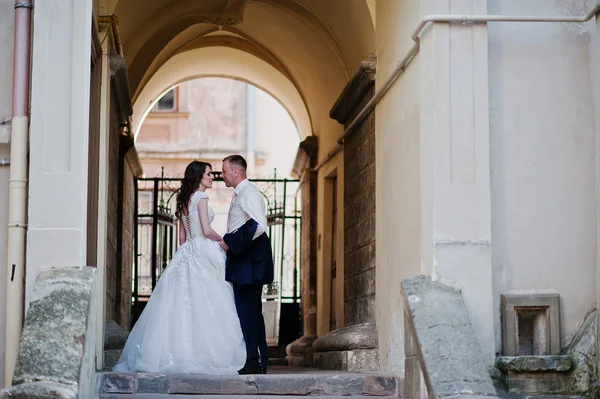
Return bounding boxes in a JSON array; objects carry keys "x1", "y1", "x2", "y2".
[{"x1": 233, "y1": 284, "x2": 269, "y2": 368}]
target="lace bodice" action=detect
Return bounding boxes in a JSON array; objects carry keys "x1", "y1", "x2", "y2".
[{"x1": 182, "y1": 191, "x2": 214, "y2": 240}]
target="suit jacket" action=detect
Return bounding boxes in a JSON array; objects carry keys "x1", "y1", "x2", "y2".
[{"x1": 223, "y1": 218, "x2": 274, "y2": 287}]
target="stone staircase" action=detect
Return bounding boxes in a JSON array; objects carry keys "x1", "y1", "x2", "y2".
[{"x1": 97, "y1": 367, "x2": 401, "y2": 398}]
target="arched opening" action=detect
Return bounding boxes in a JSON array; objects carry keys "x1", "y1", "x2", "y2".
[
  {"x1": 97, "y1": 0, "x2": 376, "y2": 374},
  {"x1": 130, "y1": 76, "x2": 302, "y2": 363}
]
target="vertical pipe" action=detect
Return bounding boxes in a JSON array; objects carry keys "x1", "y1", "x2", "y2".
[
  {"x1": 5, "y1": 0, "x2": 33, "y2": 386},
  {"x1": 246, "y1": 85, "x2": 255, "y2": 171}
]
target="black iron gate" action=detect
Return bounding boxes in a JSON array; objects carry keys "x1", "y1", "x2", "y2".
[{"x1": 132, "y1": 170, "x2": 302, "y2": 347}]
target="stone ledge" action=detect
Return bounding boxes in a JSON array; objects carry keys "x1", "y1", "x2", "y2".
[
  {"x1": 496, "y1": 356, "x2": 573, "y2": 373},
  {"x1": 97, "y1": 372, "x2": 399, "y2": 396},
  {"x1": 313, "y1": 322, "x2": 377, "y2": 352},
  {"x1": 330, "y1": 54, "x2": 377, "y2": 125}
]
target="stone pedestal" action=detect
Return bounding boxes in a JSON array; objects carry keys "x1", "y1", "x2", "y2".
[
  {"x1": 313, "y1": 322, "x2": 379, "y2": 371},
  {"x1": 286, "y1": 136, "x2": 319, "y2": 367},
  {"x1": 312, "y1": 55, "x2": 379, "y2": 371}
]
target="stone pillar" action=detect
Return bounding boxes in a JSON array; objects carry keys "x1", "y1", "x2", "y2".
[
  {"x1": 312, "y1": 55, "x2": 379, "y2": 371},
  {"x1": 286, "y1": 136, "x2": 318, "y2": 367},
  {"x1": 26, "y1": 0, "x2": 94, "y2": 302}
]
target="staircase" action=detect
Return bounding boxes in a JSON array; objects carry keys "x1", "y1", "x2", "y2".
[{"x1": 97, "y1": 367, "x2": 401, "y2": 398}]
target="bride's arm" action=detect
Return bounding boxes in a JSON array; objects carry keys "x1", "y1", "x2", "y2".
[
  {"x1": 198, "y1": 199, "x2": 223, "y2": 241},
  {"x1": 178, "y1": 218, "x2": 186, "y2": 245}
]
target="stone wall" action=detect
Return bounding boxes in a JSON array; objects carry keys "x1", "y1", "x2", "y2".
[
  {"x1": 106, "y1": 90, "x2": 142, "y2": 330},
  {"x1": 115, "y1": 149, "x2": 140, "y2": 329},
  {"x1": 343, "y1": 85, "x2": 376, "y2": 326},
  {"x1": 105, "y1": 99, "x2": 120, "y2": 322}
]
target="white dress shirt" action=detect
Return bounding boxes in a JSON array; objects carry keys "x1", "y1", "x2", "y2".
[{"x1": 227, "y1": 179, "x2": 268, "y2": 239}]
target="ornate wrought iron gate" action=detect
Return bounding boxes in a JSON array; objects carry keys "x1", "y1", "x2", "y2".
[{"x1": 132, "y1": 171, "x2": 301, "y2": 347}]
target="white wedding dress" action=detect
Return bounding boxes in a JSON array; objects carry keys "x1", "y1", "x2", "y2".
[{"x1": 113, "y1": 191, "x2": 246, "y2": 374}]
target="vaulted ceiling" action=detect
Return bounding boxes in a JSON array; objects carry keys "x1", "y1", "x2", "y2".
[{"x1": 110, "y1": 0, "x2": 375, "y2": 143}]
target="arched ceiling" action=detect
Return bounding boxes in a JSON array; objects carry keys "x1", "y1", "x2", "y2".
[
  {"x1": 113, "y1": 0, "x2": 375, "y2": 144},
  {"x1": 133, "y1": 46, "x2": 312, "y2": 141}
]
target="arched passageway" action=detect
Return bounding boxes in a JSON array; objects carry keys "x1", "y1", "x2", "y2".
[{"x1": 101, "y1": 0, "x2": 377, "y2": 371}]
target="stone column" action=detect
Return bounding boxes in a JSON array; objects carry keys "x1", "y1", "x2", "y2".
[
  {"x1": 312, "y1": 55, "x2": 379, "y2": 371},
  {"x1": 286, "y1": 136, "x2": 318, "y2": 367},
  {"x1": 26, "y1": 0, "x2": 94, "y2": 302}
]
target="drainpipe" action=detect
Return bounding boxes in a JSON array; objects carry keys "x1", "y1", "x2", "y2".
[
  {"x1": 246, "y1": 85, "x2": 256, "y2": 172},
  {"x1": 5, "y1": 0, "x2": 33, "y2": 386},
  {"x1": 312, "y1": 4, "x2": 600, "y2": 172}
]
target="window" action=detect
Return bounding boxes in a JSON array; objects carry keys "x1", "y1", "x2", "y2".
[{"x1": 154, "y1": 88, "x2": 177, "y2": 112}]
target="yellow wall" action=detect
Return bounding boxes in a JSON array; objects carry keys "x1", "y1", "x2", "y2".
[
  {"x1": 316, "y1": 151, "x2": 345, "y2": 337},
  {"x1": 375, "y1": 0, "x2": 423, "y2": 373}
]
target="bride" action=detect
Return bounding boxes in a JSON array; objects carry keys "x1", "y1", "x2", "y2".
[{"x1": 113, "y1": 161, "x2": 246, "y2": 374}]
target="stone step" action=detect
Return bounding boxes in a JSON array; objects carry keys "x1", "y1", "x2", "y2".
[
  {"x1": 268, "y1": 358, "x2": 288, "y2": 367},
  {"x1": 100, "y1": 395, "x2": 400, "y2": 399},
  {"x1": 104, "y1": 352, "x2": 287, "y2": 370},
  {"x1": 97, "y1": 369, "x2": 400, "y2": 397}
]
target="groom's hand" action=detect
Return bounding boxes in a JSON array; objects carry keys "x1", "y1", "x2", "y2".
[{"x1": 219, "y1": 240, "x2": 229, "y2": 252}]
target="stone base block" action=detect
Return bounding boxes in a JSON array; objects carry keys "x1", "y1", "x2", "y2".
[
  {"x1": 496, "y1": 355, "x2": 576, "y2": 396},
  {"x1": 104, "y1": 349, "x2": 122, "y2": 369},
  {"x1": 104, "y1": 320, "x2": 129, "y2": 350},
  {"x1": 505, "y1": 372, "x2": 571, "y2": 396},
  {"x1": 286, "y1": 335, "x2": 316, "y2": 367},
  {"x1": 313, "y1": 349, "x2": 379, "y2": 372}
]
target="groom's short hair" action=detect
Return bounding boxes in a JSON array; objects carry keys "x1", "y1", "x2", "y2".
[{"x1": 223, "y1": 154, "x2": 247, "y2": 171}]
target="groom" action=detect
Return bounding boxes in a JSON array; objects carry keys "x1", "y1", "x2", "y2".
[{"x1": 219, "y1": 155, "x2": 274, "y2": 375}]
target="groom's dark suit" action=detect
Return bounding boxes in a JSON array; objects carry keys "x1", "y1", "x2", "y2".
[{"x1": 223, "y1": 218, "x2": 274, "y2": 372}]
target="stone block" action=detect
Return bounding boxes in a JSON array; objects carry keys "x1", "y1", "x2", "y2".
[
  {"x1": 363, "y1": 375, "x2": 399, "y2": 396},
  {"x1": 357, "y1": 211, "x2": 376, "y2": 249},
  {"x1": 137, "y1": 373, "x2": 170, "y2": 394},
  {"x1": 402, "y1": 275, "x2": 498, "y2": 398},
  {"x1": 0, "y1": 267, "x2": 97, "y2": 399},
  {"x1": 168, "y1": 375, "x2": 258, "y2": 395},
  {"x1": 496, "y1": 355, "x2": 572, "y2": 372},
  {"x1": 0, "y1": 381, "x2": 77, "y2": 399},
  {"x1": 103, "y1": 349, "x2": 122, "y2": 369},
  {"x1": 313, "y1": 349, "x2": 379, "y2": 372},
  {"x1": 344, "y1": 268, "x2": 376, "y2": 301},
  {"x1": 104, "y1": 319, "x2": 129, "y2": 349},
  {"x1": 344, "y1": 295, "x2": 375, "y2": 325},
  {"x1": 315, "y1": 374, "x2": 364, "y2": 395},
  {"x1": 507, "y1": 374, "x2": 570, "y2": 395},
  {"x1": 100, "y1": 372, "x2": 138, "y2": 394},
  {"x1": 256, "y1": 375, "x2": 319, "y2": 395},
  {"x1": 345, "y1": 242, "x2": 376, "y2": 279}
]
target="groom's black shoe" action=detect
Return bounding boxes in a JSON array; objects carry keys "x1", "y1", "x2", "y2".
[
  {"x1": 238, "y1": 360, "x2": 262, "y2": 375},
  {"x1": 260, "y1": 367, "x2": 267, "y2": 374}
]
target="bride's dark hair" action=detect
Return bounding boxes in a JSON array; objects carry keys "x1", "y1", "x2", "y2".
[{"x1": 175, "y1": 161, "x2": 212, "y2": 220}]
